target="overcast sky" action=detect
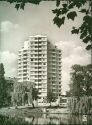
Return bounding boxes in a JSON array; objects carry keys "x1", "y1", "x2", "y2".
[{"x1": 0, "y1": 1, "x2": 91, "y2": 94}]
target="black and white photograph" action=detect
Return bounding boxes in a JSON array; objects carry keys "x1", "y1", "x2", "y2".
[{"x1": 0, "y1": 0, "x2": 92, "y2": 124}]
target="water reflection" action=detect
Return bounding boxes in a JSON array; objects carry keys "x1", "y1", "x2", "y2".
[
  {"x1": 24, "y1": 114, "x2": 92, "y2": 125},
  {"x1": 0, "y1": 114, "x2": 92, "y2": 125}
]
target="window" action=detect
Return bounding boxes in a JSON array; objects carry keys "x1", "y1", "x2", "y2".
[
  {"x1": 23, "y1": 62, "x2": 27, "y2": 65},
  {"x1": 38, "y1": 54, "x2": 42, "y2": 56},
  {"x1": 35, "y1": 62, "x2": 38, "y2": 65},
  {"x1": 38, "y1": 96, "x2": 41, "y2": 99},
  {"x1": 35, "y1": 50, "x2": 38, "y2": 52},
  {"x1": 52, "y1": 49, "x2": 55, "y2": 52},
  {"x1": 35, "y1": 80, "x2": 38, "y2": 82},
  {"x1": 52, "y1": 53, "x2": 55, "y2": 56},
  {"x1": 23, "y1": 54, "x2": 27, "y2": 56},
  {"x1": 35, "y1": 46, "x2": 38, "y2": 48},
  {"x1": 38, "y1": 37, "x2": 41, "y2": 40},
  {"x1": 23, "y1": 58, "x2": 27, "y2": 60},
  {"x1": 23, "y1": 66, "x2": 27, "y2": 68},
  {"x1": 38, "y1": 75, "x2": 42, "y2": 77},
  {"x1": 38, "y1": 58, "x2": 42, "y2": 61},
  {"x1": 23, "y1": 50, "x2": 27, "y2": 52},
  {"x1": 23, "y1": 74, "x2": 27, "y2": 76},
  {"x1": 38, "y1": 79, "x2": 42, "y2": 82},
  {"x1": 18, "y1": 62, "x2": 21, "y2": 65},
  {"x1": 38, "y1": 45, "x2": 41, "y2": 48},
  {"x1": 23, "y1": 70, "x2": 27, "y2": 72},
  {"x1": 34, "y1": 37, "x2": 38, "y2": 40},
  {"x1": 39, "y1": 41, "x2": 42, "y2": 44},
  {"x1": 30, "y1": 55, "x2": 33, "y2": 57},
  {"x1": 43, "y1": 62, "x2": 46, "y2": 65},
  {"x1": 35, "y1": 54, "x2": 38, "y2": 56},
  {"x1": 35, "y1": 67, "x2": 38, "y2": 69},
  {"x1": 38, "y1": 50, "x2": 42, "y2": 52},
  {"x1": 31, "y1": 59, "x2": 33, "y2": 61},
  {"x1": 38, "y1": 62, "x2": 42, "y2": 65}
]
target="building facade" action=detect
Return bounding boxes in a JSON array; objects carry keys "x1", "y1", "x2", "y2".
[{"x1": 18, "y1": 35, "x2": 62, "y2": 105}]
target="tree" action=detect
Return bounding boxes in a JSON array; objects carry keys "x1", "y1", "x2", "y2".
[
  {"x1": 68, "y1": 64, "x2": 92, "y2": 114},
  {"x1": 32, "y1": 87, "x2": 39, "y2": 108},
  {"x1": 52, "y1": 0, "x2": 92, "y2": 63},
  {"x1": 69, "y1": 64, "x2": 92, "y2": 98},
  {"x1": 47, "y1": 91, "x2": 56, "y2": 107},
  {"x1": 0, "y1": 63, "x2": 7, "y2": 108}
]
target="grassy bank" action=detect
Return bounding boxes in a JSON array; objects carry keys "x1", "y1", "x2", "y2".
[
  {"x1": 0, "y1": 107, "x2": 43, "y2": 118},
  {"x1": 0, "y1": 115, "x2": 32, "y2": 125}
]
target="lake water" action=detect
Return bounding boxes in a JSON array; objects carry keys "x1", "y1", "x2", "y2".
[{"x1": 0, "y1": 114, "x2": 92, "y2": 125}]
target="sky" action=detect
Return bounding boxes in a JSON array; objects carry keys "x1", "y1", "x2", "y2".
[{"x1": 0, "y1": 1, "x2": 91, "y2": 94}]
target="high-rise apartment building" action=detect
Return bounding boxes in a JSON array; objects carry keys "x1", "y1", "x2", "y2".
[{"x1": 18, "y1": 35, "x2": 62, "y2": 105}]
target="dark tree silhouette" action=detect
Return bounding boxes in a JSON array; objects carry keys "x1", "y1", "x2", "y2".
[
  {"x1": 47, "y1": 91, "x2": 56, "y2": 107},
  {"x1": 32, "y1": 87, "x2": 39, "y2": 108},
  {"x1": 69, "y1": 64, "x2": 92, "y2": 98},
  {"x1": 52, "y1": 0, "x2": 92, "y2": 63},
  {"x1": 24, "y1": 92, "x2": 28, "y2": 105},
  {"x1": 0, "y1": 63, "x2": 7, "y2": 107}
]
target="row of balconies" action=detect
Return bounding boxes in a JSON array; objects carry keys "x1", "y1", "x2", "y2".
[
  {"x1": 33, "y1": 79, "x2": 47, "y2": 82},
  {"x1": 30, "y1": 61, "x2": 47, "y2": 63},
  {"x1": 30, "y1": 50, "x2": 47, "y2": 53},
  {"x1": 28, "y1": 64, "x2": 47, "y2": 66},
  {"x1": 29, "y1": 40, "x2": 47, "y2": 44},
  {"x1": 30, "y1": 66, "x2": 47, "y2": 69},
  {"x1": 18, "y1": 74, "x2": 47, "y2": 77},
  {"x1": 18, "y1": 54, "x2": 47, "y2": 59},
  {"x1": 30, "y1": 40, "x2": 47, "y2": 43},
  {"x1": 18, "y1": 69, "x2": 61, "y2": 74},
  {"x1": 29, "y1": 73, "x2": 47, "y2": 76},
  {"x1": 30, "y1": 70, "x2": 47, "y2": 73},
  {"x1": 31, "y1": 75, "x2": 47, "y2": 78},
  {"x1": 47, "y1": 72, "x2": 61, "y2": 75},
  {"x1": 18, "y1": 63, "x2": 47, "y2": 68},
  {"x1": 18, "y1": 60, "x2": 47, "y2": 65},
  {"x1": 29, "y1": 46, "x2": 47, "y2": 50},
  {"x1": 30, "y1": 69, "x2": 47, "y2": 71},
  {"x1": 29, "y1": 54, "x2": 47, "y2": 57}
]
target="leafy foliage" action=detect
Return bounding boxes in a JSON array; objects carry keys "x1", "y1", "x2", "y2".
[
  {"x1": 53, "y1": 16, "x2": 65, "y2": 28},
  {"x1": 68, "y1": 96, "x2": 92, "y2": 114},
  {"x1": 69, "y1": 64, "x2": 92, "y2": 97},
  {"x1": 0, "y1": 63, "x2": 5, "y2": 78},
  {"x1": 32, "y1": 87, "x2": 39, "y2": 101},
  {"x1": 47, "y1": 91, "x2": 56, "y2": 106},
  {"x1": 0, "y1": 63, "x2": 8, "y2": 108},
  {"x1": 52, "y1": 0, "x2": 92, "y2": 51},
  {"x1": 1, "y1": 0, "x2": 42, "y2": 10},
  {"x1": 31, "y1": 87, "x2": 39, "y2": 108},
  {"x1": 67, "y1": 11, "x2": 77, "y2": 20}
]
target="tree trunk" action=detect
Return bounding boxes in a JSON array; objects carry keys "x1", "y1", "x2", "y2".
[
  {"x1": 32, "y1": 102, "x2": 35, "y2": 108},
  {"x1": 50, "y1": 102, "x2": 51, "y2": 107}
]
